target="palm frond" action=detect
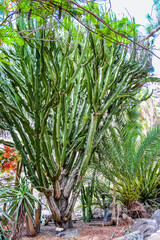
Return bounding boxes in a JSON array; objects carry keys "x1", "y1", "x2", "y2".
[{"x1": 95, "y1": 109, "x2": 160, "y2": 205}]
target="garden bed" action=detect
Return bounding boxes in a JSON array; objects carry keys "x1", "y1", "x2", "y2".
[{"x1": 21, "y1": 220, "x2": 130, "y2": 240}]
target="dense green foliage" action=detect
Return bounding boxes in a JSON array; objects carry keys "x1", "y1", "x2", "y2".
[
  {"x1": 0, "y1": 0, "x2": 139, "y2": 46},
  {"x1": 95, "y1": 110, "x2": 160, "y2": 207}
]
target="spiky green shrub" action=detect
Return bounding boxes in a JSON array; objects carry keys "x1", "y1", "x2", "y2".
[
  {"x1": 95, "y1": 110, "x2": 160, "y2": 207},
  {"x1": 0, "y1": 178, "x2": 40, "y2": 240},
  {"x1": 0, "y1": 206, "x2": 11, "y2": 240},
  {"x1": 0, "y1": 18, "x2": 155, "y2": 228}
]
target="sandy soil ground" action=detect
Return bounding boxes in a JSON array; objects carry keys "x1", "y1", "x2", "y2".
[{"x1": 21, "y1": 220, "x2": 130, "y2": 240}]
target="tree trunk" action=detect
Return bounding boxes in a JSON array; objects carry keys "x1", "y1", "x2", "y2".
[
  {"x1": 2, "y1": 203, "x2": 6, "y2": 221},
  {"x1": 45, "y1": 167, "x2": 82, "y2": 230},
  {"x1": 44, "y1": 215, "x2": 53, "y2": 226},
  {"x1": 25, "y1": 202, "x2": 41, "y2": 236},
  {"x1": 47, "y1": 193, "x2": 73, "y2": 230},
  {"x1": 9, "y1": 202, "x2": 26, "y2": 240},
  {"x1": 112, "y1": 182, "x2": 116, "y2": 218},
  {"x1": 111, "y1": 181, "x2": 116, "y2": 225},
  {"x1": 25, "y1": 214, "x2": 36, "y2": 237},
  {"x1": 35, "y1": 202, "x2": 41, "y2": 232},
  {"x1": 56, "y1": 217, "x2": 73, "y2": 229}
]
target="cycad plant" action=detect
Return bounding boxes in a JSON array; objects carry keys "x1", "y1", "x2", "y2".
[
  {"x1": 0, "y1": 18, "x2": 155, "y2": 229},
  {"x1": 95, "y1": 110, "x2": 160, "y2": 207}
]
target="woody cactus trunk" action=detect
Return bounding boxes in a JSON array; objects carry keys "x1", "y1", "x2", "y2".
[{"x1": 0, "y1": 21, "x2": 150, "y2": 229}]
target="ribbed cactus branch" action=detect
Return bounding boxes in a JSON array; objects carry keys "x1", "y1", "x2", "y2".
[{"x1": 0, "y1": 19, "x2": 153, "y2": 228}]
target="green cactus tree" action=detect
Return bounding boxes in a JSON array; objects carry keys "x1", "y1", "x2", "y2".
[{"x1": 0, "y1": 20, "x2": 155, "y2": 229}]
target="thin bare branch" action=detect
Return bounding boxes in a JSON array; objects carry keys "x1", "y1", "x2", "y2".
[
  {"x1": 139, "y1": 24, "x2": 160, "y2": 42},
  {"x1": 0, "y1": 12, "x2": 18, "y2": 26},
  {"x1": 67, "y1": 0, "x2": 160, "y2": 60},
  {"x1": 2, "y1": 0, "x2": 160, "y2": 59},
  {"x1": 151, "y1": 0, "x2": 159, "y2": 17},
  {"x1": 124, "y1": 7, "x2": 133, "y2": 22},
  {"x1": 20, "y1": 36, "x2": 72, "y2": 45},
  {"x1": 25, "y1": 25, "x2": 44, "y2": 37}
]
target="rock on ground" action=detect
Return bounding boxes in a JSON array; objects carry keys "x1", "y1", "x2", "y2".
[
  {"x1": 131, "y1": 218, "x2": 159, "y2": 238},
  {"x1": 151, "y1": 209, "x2": 160, "y2": 225},
  {"x1": 56, "y1": 228, "x2": 80, "y2": 239},
  {"x1": 148, "y1": 229, "x2": 160, "y2": 240},
  {"x1": 114, "y1": 231, "x2": 144, "y2": 240}
]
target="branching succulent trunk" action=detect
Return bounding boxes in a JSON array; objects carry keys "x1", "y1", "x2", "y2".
[
  {"x1": 47, "y1": 194, "x2": 73, "y2": 229},
  {"x1": 46, "y1": 170, "x2": 81, "y2": 229}
]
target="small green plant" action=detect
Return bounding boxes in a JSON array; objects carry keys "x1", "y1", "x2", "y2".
[
  {"x1": 80, "y1": 170, "x2": 96, "y2": 222},
  {"x1": 0, "y1": 178, "x2": 40, "y2": 240},
  {"x1": 0, "y1": 179, "x2": 12, "y2": 240},
  {"x1": 0, "y1": 224, "x2": 11, "y2": 240},
  {"x1": 0, "y1": 208, "x2": 11, "y2": 240}
]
